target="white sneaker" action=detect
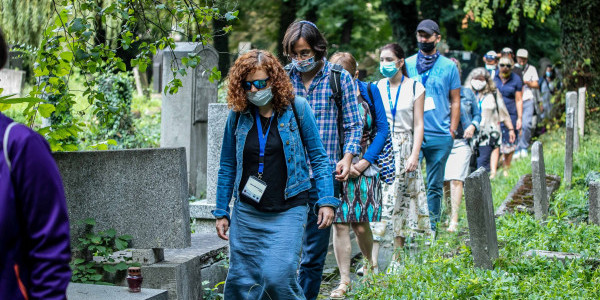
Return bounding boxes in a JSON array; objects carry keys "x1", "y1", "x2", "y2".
[{"x1": 513, "y1": 150, "x2": 522, "y2": 159}]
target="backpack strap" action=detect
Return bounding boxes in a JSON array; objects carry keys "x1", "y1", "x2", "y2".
[
  {"x1": 413, "y1": 80, "x2": 417, "y2": 97},
  {"x1": 329, "y1": 63, "x2": 344, "y2": 156},
  {"x1": 284, "y1": 63, "x2": 294, "y2": 78},
  {"x1": 3, "y1": 122, "x2": 18, "y2": 173}
]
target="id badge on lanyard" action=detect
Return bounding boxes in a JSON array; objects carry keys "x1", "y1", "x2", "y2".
[{"x1": 241, "y1": 109, "x2": 274, "y2": 203}]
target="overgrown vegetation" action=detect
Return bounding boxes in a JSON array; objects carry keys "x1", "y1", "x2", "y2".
[
  {"x1": 351, "y1": 112, "x2": 600, "y2": 299},
  {"x1": 71, "y1": 218, "x2": 138, "y2": 284}
]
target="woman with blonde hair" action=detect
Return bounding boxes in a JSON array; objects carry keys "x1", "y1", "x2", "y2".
[
  {"x1": 213, "y1": 49, "x2": 336, "y2": 299},
  {"x1": 465, "y1": 67, "x2": 516, "y2": 175}
]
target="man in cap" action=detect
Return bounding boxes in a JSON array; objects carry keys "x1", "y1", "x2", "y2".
[
  {"x1": 405, "y1": 19, "x2": 461, "y2": 232},
  {"x1": 514, "y1": 48, "x2": 539, "y2": 158},
  {"x1": 483, "y1": 50, "x2": 498, "y2": 77}
]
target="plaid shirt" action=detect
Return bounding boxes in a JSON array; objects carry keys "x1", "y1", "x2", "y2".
[{"x1": 289, "y1": 60, "x2": 363, "y2": 167}]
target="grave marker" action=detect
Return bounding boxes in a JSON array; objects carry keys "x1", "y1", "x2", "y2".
[
  {"x1": 0, "y1": 69, "x2": 25, "y2": 97},
  {"x1": 578, "y1": 87, "x2": 586, "y2": 137},
  {"x1": 531, "y1": 141, "x2": 549, "y2": 220},
  {"x1": 465, "y1": 168, "x2": 499, "y2": 269},
  {"x1": 589, "y1": 181, "x2": 600, "y2": 225},
  {"x1": 565, "y1": 91, "x2": 577, "y2": 189},
  {"x1": 206, "y1": 103, "x2": 230, "y2": 204}
]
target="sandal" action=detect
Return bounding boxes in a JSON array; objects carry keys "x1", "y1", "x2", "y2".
[{"x1": 330, "y1": 282, "x2": 350, "y2": 299}]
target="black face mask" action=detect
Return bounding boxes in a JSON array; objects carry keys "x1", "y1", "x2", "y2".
[{"x1": 418, "y1": 42, "x2": 436, "y2": 53}]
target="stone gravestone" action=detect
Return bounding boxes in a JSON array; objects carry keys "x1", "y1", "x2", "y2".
[
  {"x1": 589, "y1": 181, "x2": 600, "y2": 225},
  {"x1": 578, "y1": 87, "x2": 586, "y2": 138},
  {"x1": 206, "y1": 103, "x2": 230, "y2": 204},
  {"x1": 565, "y1": 91, "x2": 577, "y2": 189},
  {"x1": 161, "y1": 43, "x2": 218, "y2": 197},
  {"x1": 531, "y1": 141, "x2": 549, "y2": 220},
  {"x1": 0, "y1": 69, "x2": 25, "y2": 96},
  {"x1": 464, "y1": 167, "x2": 499, "y2": 270},
  {"x1": 152, "y1": 50, "x2": 163, "y2": 93}
]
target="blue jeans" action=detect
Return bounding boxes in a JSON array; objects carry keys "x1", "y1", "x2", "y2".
[
  {"x1": 420, "y1": 135, "x2": 454, "y2": 230},
  {"x1": 225, "y1": 200, "x2": 308, "y2": 300},
  {"x1": 299, "y1": 178, "x2": 340, "y2": 300},
  {"x1": 517, "y1": 99, "x2": 534, "y2": 151}
]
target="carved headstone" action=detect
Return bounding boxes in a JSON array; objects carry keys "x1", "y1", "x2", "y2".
[
  {"x1": 589, "y1": 181, "x2": 600, "y2": 225},
  {"x1": 465, "y1": 168, "x2": 499, "y2": 269},
  {"x1": 531, "y1": 141, "x2": 549, "y2": 220},
  {"x1": 161, "y1": 43, "x2": 218, "y2": 196},
  {"x1": 565, "y1": 91, "x2": 577, "y2": 189}
]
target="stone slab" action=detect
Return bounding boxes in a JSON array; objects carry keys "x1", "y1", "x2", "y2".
[
  {"x1": 0, "y1": 69, "x2": 25, "y2": 96},
  {"x1": 464, "y1": 167, "x2": 498, "y2": 269},
  {"x1": 565, "y1": 91, "x2": 577, "y2": 188},
  {"x1": 578, "y1": 87, "x2": 586, "y2": 137},
  {"x1": 142, "y1": 233, "x2": 228, "y2": 300},
  {"x1": 523, "y1": 250, "x2": 600, "y2": 266},
  {"x1": 206, "y1": 103, "x2": 230, "y2": 204},
  {"x1": 67, "y1": 283, "x2": 168, "y2": 300},
  {"x1": 161, "y1": 43, "x2": 218, "y2": 196},
  {"x1": 590, "y1": 181, "x2": 600, "y2": 225},
  {"x1": 531, "y1": 141, "x2": 549, "y2": 220},
  {"x1": 54, "y1": 148, "x2": 191, "y2": 249}
]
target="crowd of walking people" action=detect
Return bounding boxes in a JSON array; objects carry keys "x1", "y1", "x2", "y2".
[{"x1": 212, "y1": 18, "x2": 560, "y2": 299}]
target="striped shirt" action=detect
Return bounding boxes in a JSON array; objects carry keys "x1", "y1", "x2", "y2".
[{"x1": 288, "y1": 60, "x2": 363, "y2": 167}]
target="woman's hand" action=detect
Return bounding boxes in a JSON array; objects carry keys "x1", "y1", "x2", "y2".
[
  {"x1": 508, "y1": 130, "x2": 516, "y2": 144},
  {"x1": 215, "y1": 218, "x2": 229, "y2": 240},
  {"x1": 463, "y1": 125, "x2": 476, "y2": 139},
  {"x1": 404, "y1": 154, "x2": 419, "y2": 173},
  {"x1": 516, "y1": 118, "x2": 522, "y2": 131},
  {"x1": 317, "y1": 206, "x2": 335, "y2": 229},
  {"x1": 349, "y1": 164, "x2": 361, "y2": 178},
  {"x1": 349, "y1": 159, "x2": 370, "y2": 178}
]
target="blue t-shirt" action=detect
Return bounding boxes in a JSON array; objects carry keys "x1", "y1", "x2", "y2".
[
  {"x1": 493, "y1": 72, "x2": 523, "y2": 117},
  {"x1": 406, "y1": 54, "x2": 461, "y2": 137}
]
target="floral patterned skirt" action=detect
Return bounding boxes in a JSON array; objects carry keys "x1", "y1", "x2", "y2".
[{"x1": 370, "y1": 131, "x2": 430, "y2": 242}]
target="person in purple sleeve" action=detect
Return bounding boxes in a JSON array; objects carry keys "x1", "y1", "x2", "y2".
[{"x1": 0, "y1": 28, "x2": 71, "y2": 300}]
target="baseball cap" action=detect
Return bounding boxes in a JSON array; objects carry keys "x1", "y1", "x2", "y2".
[
  {"x1": 484, "y1": 50, "x2": 497, "y2": 60},
  {"x1": 501, "y1": 47, "x2": 513, "y2": 54},
  {"x1": 416, "y1": 19, "x2": 440, "y2": 35},
  {"x1": 516, "y1": 49, "x2": 528, "y2": 58}
]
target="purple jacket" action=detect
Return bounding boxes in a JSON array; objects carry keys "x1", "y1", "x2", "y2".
[{"x1": 0, "y1": 113, "x2": 71, "y2": 299}]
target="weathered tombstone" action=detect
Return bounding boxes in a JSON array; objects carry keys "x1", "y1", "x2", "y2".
[
  {"x1": 589, "y1": 181, "x2": 600, "y2": 225},
  {"x1": 0, "y1": 69, "x2": 25, "y2": 96},
  {"x1": 464, "y1": 167, "x2": 499, "y2": 270},
  {"x1": 565, "y1": 91, "x2": 577, "y2": 189},
  {"x1": 237, "y1": 41, "x2": 251, "y2": 55},
  {"x1": 206, "y1": 103, "x2": 230, "y2": 204},
  {"x1": 161, "y1": 43, "x2": 218, "y2": 197},
  {"x1": 152, "y1": 50, "x2": 163, "y2": 93},
  {"x1": 531, "y1": 141, "x2": 549, "y2": 220},
  {"x1": 578, "y1": 87, "x2": 586, "y2": 138}
]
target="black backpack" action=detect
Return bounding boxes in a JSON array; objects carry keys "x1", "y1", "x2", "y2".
[{"x1": 284, "y1": 63, "x2": 344, "y2": 156}]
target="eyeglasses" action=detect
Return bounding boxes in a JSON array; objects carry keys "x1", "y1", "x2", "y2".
[
  {"x1": 499, "y1": 64, "x2": 512, "y2": 68},
  {"x1": 242, "y1": 78, "x2": 269, "y2": 91},
  {"x1": 484, "y1": 55, "x2": 496, "y2": 60},
  {"x1": 289, "y1": 50, "x2": 313, "y2": 60}
]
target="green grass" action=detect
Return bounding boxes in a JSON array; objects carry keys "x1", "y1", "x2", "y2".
[{"x1": 352, "y1": 112, "x2": 600, "y2": 299}]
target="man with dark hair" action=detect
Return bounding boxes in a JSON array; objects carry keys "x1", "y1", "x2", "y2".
[
  {"x1": 405, "y1": 19, "x2": 461, "y2": 232},
  {"x1": 282, "y1": 20, "x2": 363, "y2": 300},
  {"x1": 0, "y1": 28, "x2": 71, "y2": 300}
]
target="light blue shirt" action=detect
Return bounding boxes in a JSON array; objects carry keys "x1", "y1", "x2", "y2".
[{"x1": 406, "y1": 54, "x2": 461, "y2": 137}]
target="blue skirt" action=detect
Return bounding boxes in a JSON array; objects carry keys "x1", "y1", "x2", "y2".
[{"x1": 225, "y1": 200, "x2": 308, "y2": 300}]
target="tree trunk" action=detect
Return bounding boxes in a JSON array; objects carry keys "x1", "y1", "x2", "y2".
[
  {"x1": 381, "y1": 0, "x2": 419, "y2": 54},
  {"x1": 340, "y1": 13, "x2": 354, "y2": 47},
  {"x1": 277, "y1": 0, "x2": 297, "y2": 61},
  {"x1": 213, "y1": 16, "x2": 230, "y2": 77},
  {"x1": 560, "y1": 0, "x2": 599, "y2": 106}
]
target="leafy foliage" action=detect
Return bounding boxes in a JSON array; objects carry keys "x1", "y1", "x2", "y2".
[
  {"x1": 1, "y1": 0, "x2": 237, "y2": 150},
  {"x1": 71, "y1": 218, "x2": 136, "y2": 284}
]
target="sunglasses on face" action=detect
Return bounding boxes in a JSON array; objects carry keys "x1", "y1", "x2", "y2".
[
  {"x1": 499, "y1": 64, "x2": 512, "y2": 68},
  {"x1": 242, "y1": 78, "x2": 269, "y2": 90}
]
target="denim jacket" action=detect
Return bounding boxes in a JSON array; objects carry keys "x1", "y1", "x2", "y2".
[
  {"x1": 212, "y1": 96, "x2": 338, "y2": 221},
  {"x1": 457, "y1": 87, "x2": 481, "y2": 139}
]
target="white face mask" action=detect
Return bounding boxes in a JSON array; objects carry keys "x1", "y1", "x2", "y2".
[{"x1": 471, "y1": 79, "x2": 487, "y2": 91}]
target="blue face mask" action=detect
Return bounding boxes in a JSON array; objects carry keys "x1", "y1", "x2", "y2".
[
  {"x1": 485, "y1": 64, "x2": 496, "y2": 71},
  {"x1": 292, "y1": 56, "x2": 318, "y2": 73},
  {"x1": 380, "y1": 62, "x2": 399, "y2": 78},
  {"x1": 247, "y1": 87, "x2": 273, "y2": 107},
  {"x1": 546, "y1": 71, "x2": 552, "y2": 78}
]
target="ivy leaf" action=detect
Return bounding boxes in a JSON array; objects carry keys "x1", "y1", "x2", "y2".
[
  {"x1": 38, "y1": 104, "x2": 56, "y2": 118},
  {"x1": 73, "y1": 258, "x2": 86, "y2": 265},
  {"x1": 114, "y1": 238, "x2": 128, "y2": 250},
  {"x1": 90, "y1": 274, "x2": 103, "y2": 281},
  {"x1": 115, "y1": 261, "x2": 129, "y2": 271},
  {"x1": 225, "y1": 11, "x2": 238, "y2": 21},
  {"x1": 116, "y1": 61, "x2": 126, "y2": 71},
  {"x1": 103, "y1": 264, "x2": 117, "y2": 273}
]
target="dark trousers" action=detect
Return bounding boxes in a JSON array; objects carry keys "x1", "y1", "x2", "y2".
[
  {"x1": 477, "y1": 144, "x2": 496, "y2": 172},
  {"x1": 299, "y1": 178, "x2": 340, "y2": 300}
]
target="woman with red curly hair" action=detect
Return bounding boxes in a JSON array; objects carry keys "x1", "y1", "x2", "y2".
[{"x1": 212, "y1": 49, "x2": 336, "y2": 299}]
